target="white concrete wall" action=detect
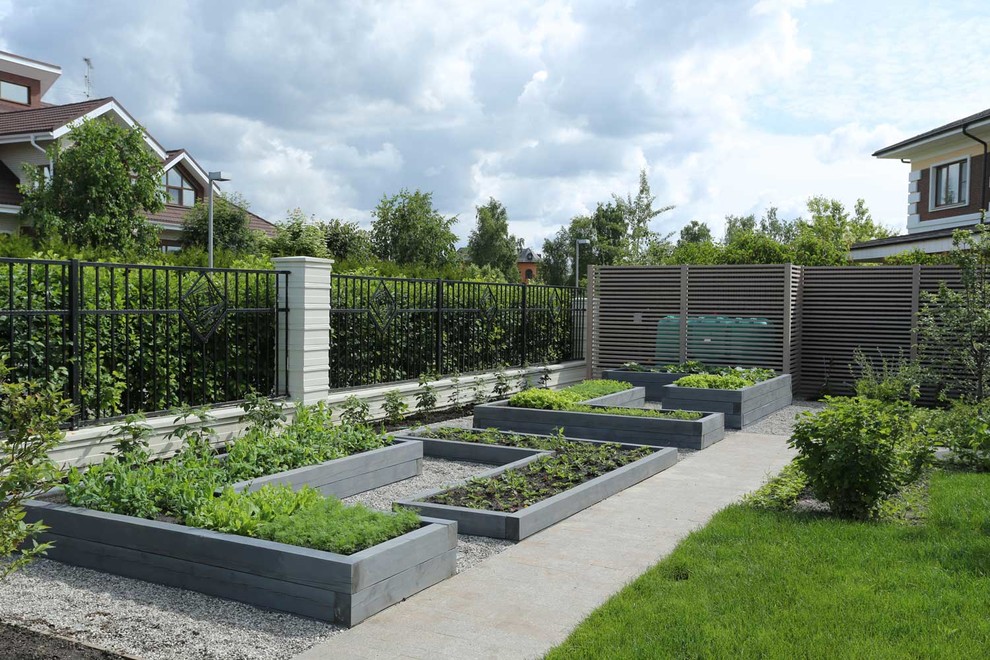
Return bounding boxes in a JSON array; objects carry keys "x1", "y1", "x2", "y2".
[{"x1": 53, "y1": 360, "x2": 587, "y2": 468}]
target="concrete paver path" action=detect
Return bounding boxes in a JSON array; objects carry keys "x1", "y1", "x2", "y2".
[{"x1": 295, "y1": 431, "x2": 794, "y2": 660}]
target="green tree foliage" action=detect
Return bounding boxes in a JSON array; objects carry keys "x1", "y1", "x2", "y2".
[
  {"x1": 614, "y1": 169, "x2": 674, "y2": 262},
  {"x1": 180, "y1": 192, "x2": 259, "y2": 252},
  {"x1": 268, "y1": 209, "x2": 331, "y2": 258},
  {"x1": 1, "y1": 366, "x2": 75, "y2": 579},
  {"x1": 678, "y1": 220, "x2": 714, "y2": 246},
  {"x1": 318, "y1": 218, "x2": 373, "y2": 263},
  {"x1": 917, "y1": 222, "x2": 990, "y2": 400},
  {"x1": 467, "y1": 198, "x2": 518, "y2": 280},
  {"x1": 371, "y1": 189, "x2": 457, "y2": 269},
  {"x1": 19, "y1": 118, "x2": 164, "y2": 254}
]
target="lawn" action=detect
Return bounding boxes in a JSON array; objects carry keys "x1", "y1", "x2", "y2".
[{"x1": 548, "y1": 470, "x2": 990, "y2": 659}]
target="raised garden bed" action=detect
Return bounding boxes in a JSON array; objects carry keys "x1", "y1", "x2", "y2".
[
  {"x1": 22, "y1": 497, "x2": 456, "y2": 627},
  {"x1": 473, "y1": 397, "x2": 724, "y2": 449},
  {"x1": 601, "y1": 369, "x2": 685, "y2": 401},
  {"x1": 661, "y1": 374, "x2": 792, "y2": 429},
  {"x1": 393, "y1": 430, "x2": 677, "y2": 540},
  {"x1": 228, "y1": 439, "x2": 422, "y2": 498}
]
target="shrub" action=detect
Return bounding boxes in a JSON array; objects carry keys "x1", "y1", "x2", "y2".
[
  {"x1": 382, "y1": 389, "x2": 409, "y2": 425},
  {"x1": 931, "y1": 399, "x2": 990, "y2": 471},
  {"x1": 256, "y1": 497, "x2": 421, "y2": 555},
  {"x1": 790, "y1": 396, "x2": 933, "y2": 519},
  {"x1": 673, "y1": 373, "x2": 753, "y2": 390},
  {"x1": 338, "y1": 395, "x2": 371, "y2": 425},
  {"x1": 416, "y1": 373, "x2": 438, "y2": 415},
  {"x1": 0, "y1": 368, "x2": 74, "y2": 578},
  {"x1": 743, "y1": 461, "x2": 808, "y2": 511},
  {"x1": 851, "y1": 349, "x2": 925, "y2": 403}
]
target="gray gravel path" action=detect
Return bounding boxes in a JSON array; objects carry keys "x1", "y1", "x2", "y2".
[
  {"x1": 740, "y1": 400, "x2": 824, "y2": 436},
  {"x1": 0, "y1": 558, "x2": 341, "y2": 660}
]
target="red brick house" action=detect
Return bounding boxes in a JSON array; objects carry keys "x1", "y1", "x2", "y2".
[
  {"x1": 517, "y1": 247, "x2": 539, "y2": 282},
  {"x1": 0, "y1": 50, "x2": 276, "y2": 247},
  {"x1": 851, "y1": 107, "x2": 990, "y2": 261}
]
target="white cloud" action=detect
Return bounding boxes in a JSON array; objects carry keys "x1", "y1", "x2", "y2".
[{"x1": 1, "y1": 0, "x2": 982, "y2": 249}]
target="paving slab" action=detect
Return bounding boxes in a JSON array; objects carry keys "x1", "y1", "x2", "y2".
[{"x1": 293, "y1": 430, "x2": 794, "y2": 660}]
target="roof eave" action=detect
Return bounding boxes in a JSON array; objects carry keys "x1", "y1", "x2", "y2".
[{"x1": 873, "y1": 116, "x2": 990, "y2": 159}]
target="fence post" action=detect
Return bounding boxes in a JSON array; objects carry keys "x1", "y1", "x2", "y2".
[
  {"x1": 272, "y1": 256, "x2": 333, "y2": 405},
  {"x1": 782, "y1": 263, "x2": 793, "y2": 374},
  {"x1": 67, "y1": 259, "x2": 81, "y2": 429},
  {"x1": 910, "y1": 264, "x2": 921, "y2": 360},
  {"x1": 435, "y1": 278, "x2": 444, "y2": 374},
  {"x1": 585, "y1": 265, "x2": 595, "y2": 379},
  {"x1": 520, "y1": 283, "x2": 528, "y2": 367},
  {"x1": 678, "y1": 265, "x2": 689, "y2": 363}
]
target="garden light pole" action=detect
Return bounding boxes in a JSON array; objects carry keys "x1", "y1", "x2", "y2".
[
  {"x1": 207, "y1": 171, "x2": 230, "y2": 268},
  {"x1": 575, "y1": 238, "x2": 590, "y2": 287}
]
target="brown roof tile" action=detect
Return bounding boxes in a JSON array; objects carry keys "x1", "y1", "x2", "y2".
[
  {"x1": 147, "y1": 203, "x2": 277, "y2": 237},
  {"x1": 0, "y1": 160, "x2": 23, "y2": 206},
  {"x1": 0, "y1": 97, "x2": 112, "y2": 136}
]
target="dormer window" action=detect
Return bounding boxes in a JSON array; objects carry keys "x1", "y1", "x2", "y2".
[
  {"x1": 162, "y1": 169, "x2": 196, "y2": 207},
  {"x1": 0, "y1": 80, "x2": 29, "y2": 105}
]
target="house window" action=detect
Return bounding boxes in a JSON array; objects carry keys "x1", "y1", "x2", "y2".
[
  {"x1": 162, "y1": 169, "x2": 196, "y2": 207},
  {"x1": 525, "y1": 268, "x2": 534, "y2": 281},
  {"x1": 933, "y1": 159, "x2": 968, "y2": 208},
  {"x1": 0, "y1": 80, "x2": 29, "y2": 105}
]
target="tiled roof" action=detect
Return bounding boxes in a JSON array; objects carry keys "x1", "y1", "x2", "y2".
[
  {"x1": 147, "y1": 203, "x2": 277, "y2": 237},
  {"x1": 0, "y1": 97, "x2": 111, "y2": 136},
  {"x1": 0, "y1": 160, "x2": 23, "y2": 206},
  {"x1": 874, "y1": 107, "x2": 990, "y2": 157}
]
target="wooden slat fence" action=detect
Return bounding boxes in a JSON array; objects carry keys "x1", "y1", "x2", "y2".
[{"x1": 588, "y1": 264, "x2": 965, "y2": 398}]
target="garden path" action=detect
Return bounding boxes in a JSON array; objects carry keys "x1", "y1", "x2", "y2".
[{"x1": 294, "y1": 429, "x2": 795, "y2": 660}]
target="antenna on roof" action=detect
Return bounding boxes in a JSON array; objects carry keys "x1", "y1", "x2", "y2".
[{"x1": 83, "y1": 57, "x2": 93, "y2": 99}]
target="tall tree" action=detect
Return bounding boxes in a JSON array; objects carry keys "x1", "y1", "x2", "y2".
[
  {"x1": 317, "y1": 218, "x2": 373, "y2": 262},
  {"x1": 614, "y1": 169, "x2": 674, "y2": 262},
  {"x1": 723, "y1": 214, "x2": 756, "y2": 244},
  {"x1": 268, "y1": 209, "x2": 330, "y2": 258},
  {"x1": 19, "y1": 118, "x2": 164, "y2": 253},
  {"x1": 678, "y1": 220, "x2": 713, "y2": 246},
  {"x1": 371, "y1": 189, "x2": 457, "y2": 268},
  {"x1": 467, "y1": 198, "x2": 518, "y2": 280},
  {"x1": 180, "y1": 192, "x2": 257, "y2": 253}
]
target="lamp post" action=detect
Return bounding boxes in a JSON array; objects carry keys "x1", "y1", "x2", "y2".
[
  {"x1": 574, "y1": 238, "x2": 590, "y2": 288},
  {"x1": 207, "y1": 171, "x2": 230, "y2": 268}
]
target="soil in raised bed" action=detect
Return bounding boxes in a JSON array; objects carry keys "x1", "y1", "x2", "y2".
[
  {"x1": 426, "y1": 441, "x2": 654, "y2": 512},
  {"x1": 0, "y1": 621, "x2": 129, "y2": 660}
]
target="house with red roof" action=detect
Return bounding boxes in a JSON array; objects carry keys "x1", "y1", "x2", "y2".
[{"x1": 0, "y1": 50, "x2": 276, "y2": 249}]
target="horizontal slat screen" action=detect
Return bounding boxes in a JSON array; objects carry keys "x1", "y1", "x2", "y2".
[{"x1": 590, "y1": 264, "x2": 966, "y2": 399}]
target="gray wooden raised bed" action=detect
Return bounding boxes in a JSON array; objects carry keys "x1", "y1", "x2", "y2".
[
  {"x1": 395, "y1": 442, "x2": 678, "y2": 540},
  {"x1": 660, "y1": 374, "x2": 792, "y2": 429},
  {"x1": 601, "y1": 369, "x2": 685, "y2": 401},
  {"x1": 581, "y1": 386, "x2": 647, "y2": 407},
  {"x1": 472, "y1": 399, "x2": 724, "y2": 450},
  {"x1": 22, "y1": 498, "x2": 456, "y2": 627},
  {"x1": 227, "y1": 439, "x2": 422, "y2": 498},
  {"x1": 391, "y1": 430, "x2": 550, "y2": 465}
]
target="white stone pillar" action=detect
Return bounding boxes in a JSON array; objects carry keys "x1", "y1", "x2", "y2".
[{"x1": 272, "y1": 256, "x2": 333, "y2": 405}]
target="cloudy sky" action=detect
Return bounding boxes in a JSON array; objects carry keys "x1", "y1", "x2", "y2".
[{"x1": 1, "y1": 0, "x2": 986, "y2": 249}]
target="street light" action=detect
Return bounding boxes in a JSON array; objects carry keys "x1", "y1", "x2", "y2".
[
  {"x1": 207, "y1": 171, "x2": 230, "y2": 268},
  {"x1": 574, "y1": 238, "x2": 590, "y2": 287}
]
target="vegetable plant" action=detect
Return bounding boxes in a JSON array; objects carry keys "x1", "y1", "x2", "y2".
[
  {"x1": 338, "y1": 394, "x2": 371, "y2": 426},
  {"x1": 416, "y1": 372, "x2": 438, "y2": 415},
  {"x1": 382, "y1": 389, "x2": 409, "y2": 425}
]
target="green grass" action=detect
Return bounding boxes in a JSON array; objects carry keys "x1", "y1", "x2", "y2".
[{"x1": 548, "y1": 470, "x2": 990, "y2": 659}]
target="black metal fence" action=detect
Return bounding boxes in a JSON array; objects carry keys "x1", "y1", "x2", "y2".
[
  {"x1": 0, "y1": 257, "x2": 289, "y2": 427},
  {"x1": 329, "y1": 275, "x2": 585, "y2": 388}
]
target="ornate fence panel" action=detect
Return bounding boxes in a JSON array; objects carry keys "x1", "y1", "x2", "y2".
[
  {"x1": 328, "y1": 274, "x2": 585, "y2": 389},
  {"x1": 0, "y1": 258, "x2": 289, "y2": 427}
]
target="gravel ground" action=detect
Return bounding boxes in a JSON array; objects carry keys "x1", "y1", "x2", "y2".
[
  {"x1": 344, "y1": 456, "x2": 515, "y2": 573},
  {"x1": 741, "y1": 400, "x2": 825, "y2": 436},
  {"x1": 0, "y1": 558, "x2": 341, "y2": 660}
]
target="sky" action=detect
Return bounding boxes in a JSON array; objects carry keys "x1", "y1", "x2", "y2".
[{"x1": 1, "y1": 0, "x2": 987, "y2": 250}]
